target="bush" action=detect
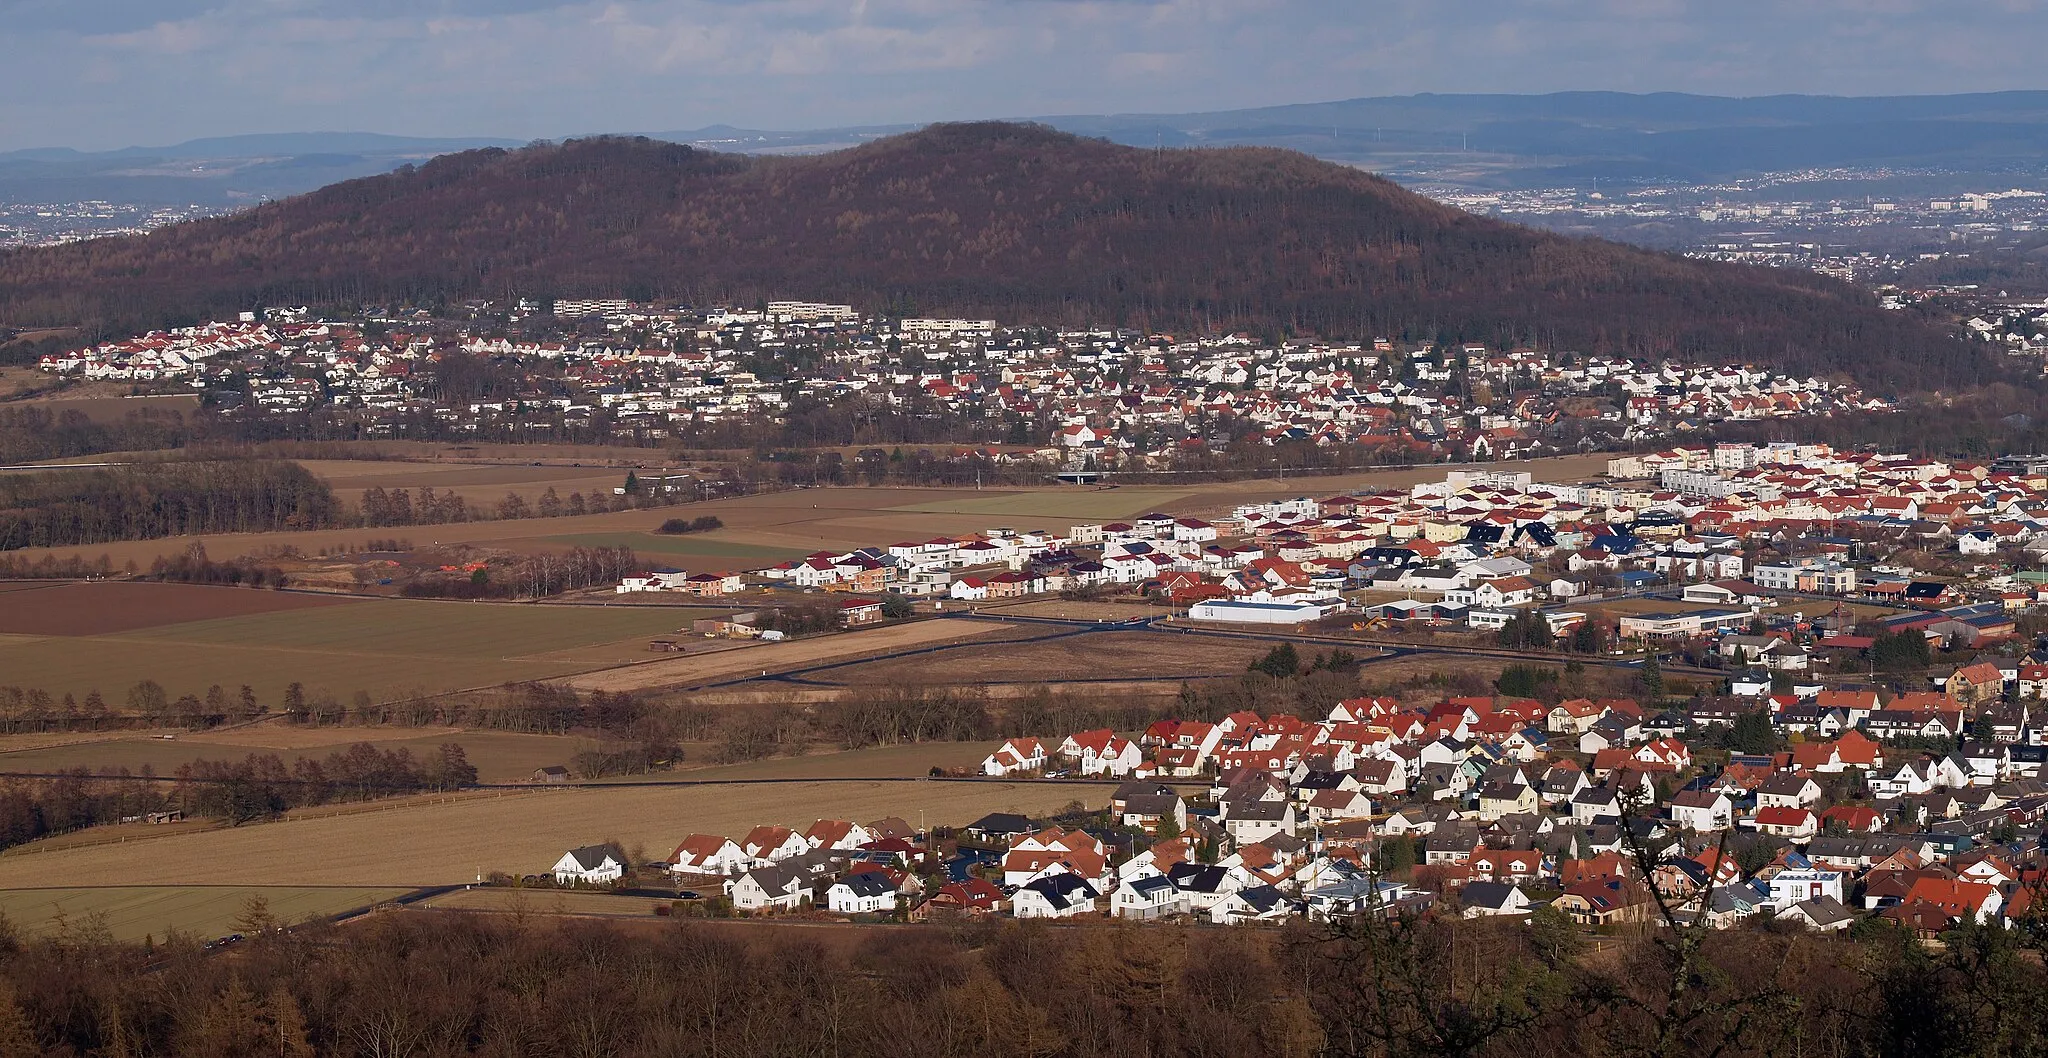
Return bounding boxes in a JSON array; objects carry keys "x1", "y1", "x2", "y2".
[{"x1": 655, "y1": 516, "x2": 725, "y2": 535}]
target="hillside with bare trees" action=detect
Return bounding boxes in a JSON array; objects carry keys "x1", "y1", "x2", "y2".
[{"x1": 0, "y1": 122, "x2": 1992, "y2": 391}]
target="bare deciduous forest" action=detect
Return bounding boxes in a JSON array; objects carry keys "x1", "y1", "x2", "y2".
[{"x1": 0, "y1": 905, "x2": 2038, "y2": 1058}]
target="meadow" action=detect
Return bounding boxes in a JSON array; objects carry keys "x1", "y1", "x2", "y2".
[
  {"x1": 0, "y1": 886, "x2": 408, "y2": 943},
  {"x1": 0, "y1": 726, "x2": 598, "y2": 784}
]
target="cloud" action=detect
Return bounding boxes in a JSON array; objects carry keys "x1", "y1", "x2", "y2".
[{"x1": 5, "y1": 0, "x2": 2047, "y2": 150}]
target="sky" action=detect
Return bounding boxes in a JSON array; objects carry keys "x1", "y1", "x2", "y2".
[{"x1": 4, "y1": 0, "x2": 2046, "y2": 151}]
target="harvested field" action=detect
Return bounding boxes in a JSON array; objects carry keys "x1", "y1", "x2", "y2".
[
  {"x1": 178, "y1": 721, "x2": 466, "y2": 750},
  {"x1": 0, "y1": 730, "x2": 176, "y2": 754},
  {"x1": 815, "y1": 629, "x2": 1272, "y2": 687},
  {"x1": 4, "y1": 393, "x2": 199, "y2": 425},
  {"x1": 0, "y1": 581, "x2": 354, "y2": 636},
  {"x1": 1355, "y1": 653, "x2": 1510, "y2": 687},
  {"x1": 0, "y1": 729, "x2": 610, "y2": 785},
  {"x1": 0, "y1": 886, "x2": 408, "y2": 943},
  {"x1": 884, "y1": 489, "x2": 1191, "y2": 520},
  {"x1": 0, "y1": 595, "x2": 699, "y2": 702},
  {"x1": 978, "y1": 598, "x2": 1163, "y2": 621},
  {"x1": 563, "y1": 619, "x2": 1008, "y2": 692},
  {"x1": 667, "y1": 742, "x2": 1002, "y2": 780},
  {"x1": 0, "y1": 780, "x2": 1098, "y2": 886},
  {"x1": 537, "y1": 531, "x2": 806, "y2": 564}
]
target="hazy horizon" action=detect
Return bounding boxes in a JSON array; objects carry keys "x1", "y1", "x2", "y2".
[{"x1": 6, "y1": 0, "x2": 2048, "y2": 152}]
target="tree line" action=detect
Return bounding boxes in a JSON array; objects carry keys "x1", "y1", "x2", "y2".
[
  {"x1": 0, "y1": 460, "x2": 340, "y2": 550},
  {"x1": 168, "y1": 743, "x2": 477, "y2": 823},
  {"x1": 397, "y1": 545, "x2": 639, "y2": 600},
  {"x1": 0, "y1": 742, "x2": 476, "y2": 850}
]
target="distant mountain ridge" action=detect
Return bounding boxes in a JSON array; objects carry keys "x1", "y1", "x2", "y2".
[
  {"x1": 0, "y1": 122, "x2": 1988, "y2": 391},
  {"x1": 0, "y1": 134, "x2": 524, "y2": 206},
  {"x1": 12, "y1": 91, "x2": 2048, "y2": 207}
]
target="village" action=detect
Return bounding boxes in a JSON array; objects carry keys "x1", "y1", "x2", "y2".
[
  {"x1": 523, "y1": 438, "x2": 2048, "y2": 940},
  {"x1": 618, "y1": 439, "x2": 2048, "y2": 645},
  {"x1": 541, "y1": 672, "x2": 2042, "y2": 936},
  {"x1": 34, "y1": 299, "x2": 1880, "y2": 468}
]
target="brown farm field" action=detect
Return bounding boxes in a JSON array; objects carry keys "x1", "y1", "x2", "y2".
[
  {"x1": 4, "y1": 392, "x2": 200, "y2": 425},
  {"x1": 813, "y1": 628, "x2": 1273, "y2": 687},
  {"x1": 0, "y1": 779, "x2": 1098, "y2": 887},
  {"x1": 0, "y1": 588, "x2": 705, "y2": 702},
  {"x1": 0, "y1": 580, "x2": 352, "y2": 636}
]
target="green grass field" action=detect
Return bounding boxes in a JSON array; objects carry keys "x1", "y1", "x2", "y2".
[
  {"x1": 884, "y1": 489, "x2": 1192, "y2": 519},
  {"x1": 0, "y1": 886, "x2": 410, "y2": 942},
  {"x1": 0, "y1": 599, "x2": 698, "y2": 702}
]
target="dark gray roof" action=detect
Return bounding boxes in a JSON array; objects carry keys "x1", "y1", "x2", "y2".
[
  {"x1": 1459, "y1": 881, "x2": 1525, "y2": 910},
  {"x1": 1022, "y1": 873, "x2": 1098, "y2": 909},
  {"x1": 834, "y1": 872, "x2": 895, "y2": 897},
  {"x1": 563, "y1": 844, "x2": 622, "y2": 871}
]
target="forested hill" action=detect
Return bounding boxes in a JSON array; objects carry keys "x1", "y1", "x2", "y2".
[{"x1": 0, "y1": 122, "x2": 1989, "y2": 391}]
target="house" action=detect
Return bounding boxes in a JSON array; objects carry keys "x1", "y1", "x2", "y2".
[
  {"x1": 1766, "y1": 868, "x2": 1846, "y2": 911},
  {"x1": 1754, "y1": 806, "x2": 1819, "y2": 840},
  {"x1": 1002, "y1": 828, "x2": 1111, "y2": 889},
  {"x1": 1756, "y1": 773, "x2": 1823, "y2": 810},
  {"x1": 1946, "y1": 660, "x2": 2007, "y2": 706},
  {"x1": 1554, "y1": 878, "x2": 1652, "y2": 926},
  {"x1": 551, "y1": 844, "x2": 626, "y2": 886},
  {"x1": 913, "y1": 878, "x2": 1007, "y2": 919},
  {"x1": 963, "y1": 813, "x2": 1034, "y2": 846},
  {"x1": 730, "y1": 863, "x2": 812, "y2": 912},
  {"x1": 1220, "y1": 797, "x2": 1299, "y2": 845},
  {"x1": 804, "y1": 819, "x2": 874, "y2": 852},
  {"x1": 1459, "y1": 881, "x2": 1535, "y2": 918},
  {"x1": 668, "y1": 834, "x2": 749, "y2": 876},
  {"x1": 826, "y1": 872, "x2": 899, "y2": 914},
  {"x1": 1467, "y1": 847, "x2": 1544, "y2": 885},
  {"x1": 1548, "y1": 698, "x2": 1607, "y2": 735},
  {"x1": 741, "y1": 825, "x2": 811, "y2": 865},
  {"x1": 981, "y1": 737, "x2": 1047, "y2": 777},
  {"x1": 1476, "y1": 780, "x2": 1538, "y2": 821},
  {"x1": 1080, "y1": 737, "x2": 1144, "y2": 778},
  {"x1": 1473, "y1": 576, "x2": 1540, "y2": 608},
  {"x1": 1118, "y1": 790, "x2": 1189, "y2": 834},
  {"x1": 1112, "y1": 874, "x2": 1188, "y2": 920},
  {"x1": 1012, "y1": 874, "x2": 1100, "y2": 919},
  {"x1": 1669, "y1": 789, "x2": 1735, "y2": 832},
  {"x1": 1209, "y1": 884, "x2": 1295, "y2": 925},
  {"x1": 1777, "y1": 895, "x2": 1857, "y2": 933}
]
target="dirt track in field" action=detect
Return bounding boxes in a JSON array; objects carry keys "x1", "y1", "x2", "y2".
[{"x1": 562, "y1": 619, "x2": 1009, "y2": 692}]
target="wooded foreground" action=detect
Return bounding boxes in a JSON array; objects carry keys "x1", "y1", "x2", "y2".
[{"x1": 0, "y1": 899, "x2": 2038, "y2": 1058}]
